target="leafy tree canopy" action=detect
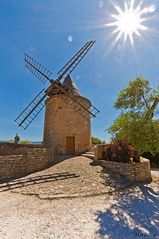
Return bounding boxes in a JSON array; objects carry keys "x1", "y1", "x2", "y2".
[
  {"x1": 92, "y1": 136, "x2": 105, "y2": 145},
  {"x1": 8, "y1": 139, "x2": 31, "y2": 144},
  {"x1": 108, "y1": 77, "x2": 159, "y2": 154},
  {"x1": 20, "y1": 140, "x2": 31, "y2": 144},
  {"x1": 115, "y1": 77, "x2": 159, "y2": 112}
]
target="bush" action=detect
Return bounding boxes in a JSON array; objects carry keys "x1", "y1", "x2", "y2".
[
  {"x1": 103, "y1": 140, "x2": 140, "y2": 163},
  {"x1": 20, "y1": 140, "x2": 31, "y2": 144},
  {"x1": 92, "y1": 137, "x2": 103, "y2": 145}
]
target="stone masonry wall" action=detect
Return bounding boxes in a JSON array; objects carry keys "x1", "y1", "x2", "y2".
[
  {"x1": 43, "y1": 94, "x2": 91, "y2": 155},
  {"x1": 0, "y1": 142, "x2": 43, "y2": 155},
  {"x1": 0, "y1": 146, "x2": 54, "y2": 182},
  {"x1": 94, "y1": 144, "x2": 107, "y2": 160},
  {"x1": 94, "y1": 144, "x2": 152, "y2": 183},
  {"x1": 99, "y1": 158, "x2": 152, "y2": 183}
]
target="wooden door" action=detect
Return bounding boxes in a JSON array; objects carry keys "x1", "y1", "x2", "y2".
[{"x1": 66, "y1": 136, "x2": 75, "y2": 155}]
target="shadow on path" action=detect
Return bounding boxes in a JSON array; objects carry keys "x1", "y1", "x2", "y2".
[
  {"x1": 0, "y1": 172, "x2": 79, "y2": 192},
  {"x1": 95, "y1": 184, "x2": 159, "y2": 239},
  {"x1": 100, "y1": 167, "x2": 130, "y2": 190}
]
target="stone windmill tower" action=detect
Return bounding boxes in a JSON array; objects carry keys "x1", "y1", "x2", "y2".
[{"x1": 15, "y1": 41, "x2": 99, "y2": 155}]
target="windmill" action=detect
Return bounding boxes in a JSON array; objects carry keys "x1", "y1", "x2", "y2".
[{"x1": 15, "y1": 41, "x2": 100, "y2": 154}]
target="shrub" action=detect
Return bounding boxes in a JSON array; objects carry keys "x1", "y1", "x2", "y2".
[
  {"x1": 104, "y1": 140, "x2": 140, "y2": 163},
  {"x1": 20, "y1": 140, "x2": 31, "y2": 144},
  {"x1": 92, "y1": 137, "x2": 103, "y2": 145}
]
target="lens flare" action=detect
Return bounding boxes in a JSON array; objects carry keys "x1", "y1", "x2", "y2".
[{"x1": 107, "y1": 0, "x2": 156, "y2": 45}]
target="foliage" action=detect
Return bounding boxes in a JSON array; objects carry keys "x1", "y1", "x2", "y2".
[
  {"x1": 91, "y1": 137, "x2": 105, "y2": 145},
  {"x1": 20, "y1": 140, "x2": 31, "y2": 144},
  {"x1": 103, "y1": 140, "x2": 140, "y2": 163},
  {"x1": 115, "y1": 77, "x2": 159, "y2": 112},
  {"x1": 8, "y1": 139, "x2": 31, "y2": 144},
  {"x1": 9, "y1": 139, "x2": 14, "y2": 143},
  {"x1": 108, "y1": 113, "x2": 159, "y2": 154},
  {"x1": 108, "y1": 77, "x2": 159, "y2": 154}
]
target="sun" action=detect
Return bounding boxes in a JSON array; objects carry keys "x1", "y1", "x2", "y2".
[{"x1": 107, "y1": 0, "x2": 156, "y2": 45}]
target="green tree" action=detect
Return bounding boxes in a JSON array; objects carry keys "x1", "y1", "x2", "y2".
[
  {"x1": 91, "y1": 137, "x2": 103, "y2": 145},
  {"x1": 20, "y1": 140, "x2": 31, "y2": 144},
  {"x1": 8, "y1": 139, "x2": 31, "y2": 144},
  {"x1": 108, "y1": 77, "x2": 159, "y2": 154},
  {"x1": 9, "y1": 139, "x2": 14, "y2": 143}
]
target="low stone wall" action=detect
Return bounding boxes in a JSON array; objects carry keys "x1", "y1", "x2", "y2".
[
  {"x1": 0, "y1": 142, "x2": 43, "y2": 155},
  {"x1": 99, "y1": 158, "x2": 152, "y2": 183},
  {"x1": 0, "y1": 146, "x2": 54, "y2": 182},
  {"x1": 94, "y1": 144, "x2": 107, "y2": 160}
]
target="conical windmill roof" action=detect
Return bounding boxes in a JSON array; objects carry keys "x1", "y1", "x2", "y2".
[{"x1": 63, "y1": 75, "x2": 80, "y2": 96}]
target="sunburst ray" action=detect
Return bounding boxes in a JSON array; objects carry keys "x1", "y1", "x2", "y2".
[{"x1": 107, "y1": 0, "x2": 156, "y2": 45}]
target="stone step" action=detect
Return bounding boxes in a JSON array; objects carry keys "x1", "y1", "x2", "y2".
[{"x1": 81, "y1": 152, "x2": 94, "y2": 159}]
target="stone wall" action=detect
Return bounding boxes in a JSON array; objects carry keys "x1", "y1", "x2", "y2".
[
  {"x1": 142, "y1": 152, "x2": 159, "y2": 168},
  {"x1": 0, "y1": 142, "x2": 43, "y2": 156},
  {"x1": 94, "y1": 144, "x2": 152, "y2": 183},
  {"x1": 94, "y1": 144, "x2": 107, "y2": 160},
  {"x1": 0, "y1": 145, "x2": 54, "y2": 182},
  {"x1": 43, "y1": 94, "x2": 91, "y2": 155},
  {"x1": 99, "y1": 158, "x2": 152, "y2": 183}
]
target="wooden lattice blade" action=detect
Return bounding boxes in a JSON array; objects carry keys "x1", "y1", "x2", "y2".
[
  {"x1": 25, "y1": 54, "x2": 52, "y2": 84},
  {"x1": 56, "y1": 41, "x2": 95, "y2": 82},
  {"x1": 49, "y1": 81, "x2": 100, "y2": 120},
  {"x1": 62, "y1": 96, "x2": 100, "y2": 120},
  {"x1": 15, "y1": 89, "x2": 47, "y2": 129}
]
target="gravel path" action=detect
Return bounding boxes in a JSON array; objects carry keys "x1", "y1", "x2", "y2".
[
  {"x1": 0, "y1": 156, "x2": 130, "y2": 199},
  {"x1": 0, "y1": 155, "x2": 158, "y2": 238},
  {"x1": 0, "y1": 183, "x2": 158, "y2": 239}
]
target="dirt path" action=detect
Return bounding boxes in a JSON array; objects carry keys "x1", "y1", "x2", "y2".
[
  {"x1": 0, "y1": 183, "x2": 158, "y2": 239},
  {"x1": 0, "y1": 155, "x2": 158, "y2": 238},
  {"x1": 0, "y1": 156, "x2": 129, "y2": 199}
]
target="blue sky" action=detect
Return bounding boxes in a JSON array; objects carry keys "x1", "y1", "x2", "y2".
[{"x1": 0, "y1": 0, "x2": 159, "y2": 142}]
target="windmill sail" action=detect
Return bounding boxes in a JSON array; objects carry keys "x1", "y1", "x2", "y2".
[
  {"x1": 15, "y1": 40, "x2": 99, "y2": 129},
  {"x1": 63, "y1": 96, "x2": 100, "y2": 120},
  {"x1": 15, "y1": 89, "x2": 47, "y2": 129},
  {"x1": 52, "y1": 81, "x2": 100, "y2": 120},
  {"x1": 57, "y1": 41, "x2": 95, "y2": 82},
  {"x1": 25, "y1": 54, "x2": 52, "y2": 84}
]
